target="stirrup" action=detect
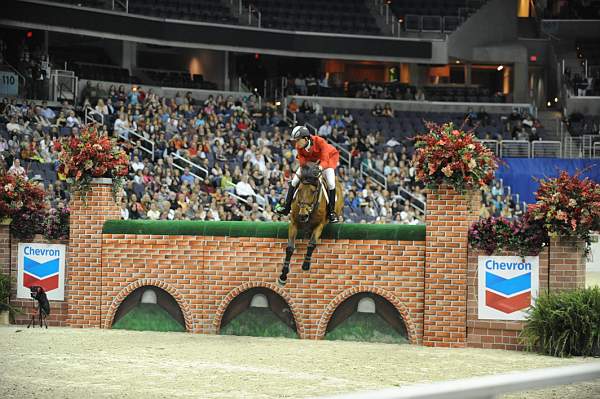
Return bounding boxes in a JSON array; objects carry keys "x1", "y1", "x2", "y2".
[{"x1": 328, "y1": 212, "x2": 339, "y2": 223}]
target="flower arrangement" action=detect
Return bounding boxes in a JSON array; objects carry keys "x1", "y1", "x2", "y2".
[
  {"x1": 413, "y1": 122, "x2": 499, "y2": 191},
  {"x1": 0, "y1": 174, "x2": 46, "y2": 220},
  {"x1": 469, "y1": 212, "x2": 549, "y2": 257},
  {"x1": 43, "y1": 206, "x2": 70, "y2": 240},
  {"x1": 56, "y1": 125, "x2": 129, "y2": 199},
  {"x1": 528, "y1": 171, "x2": 600, "y2": 250},
  {"x1": 10, "y1": 208, "x2": 46, "y2": 240}
]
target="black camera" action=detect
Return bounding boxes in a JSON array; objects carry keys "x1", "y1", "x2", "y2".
[{"x1": 29, "y1": 286, "x2": 50, "y2": 316}]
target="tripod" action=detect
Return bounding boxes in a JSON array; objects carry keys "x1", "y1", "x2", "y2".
[{"x1": 27, "y1": 298, "x2": 48, "y2": 329}]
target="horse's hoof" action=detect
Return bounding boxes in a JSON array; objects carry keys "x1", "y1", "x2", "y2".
[
  {"x1": 302, "y1": 262, "x2": 311, "y2": 271},
  {"x1": 277, "y1": 277, "x2": 287, "y2": 287}
]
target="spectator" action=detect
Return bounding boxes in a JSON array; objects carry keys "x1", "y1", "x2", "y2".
[{"x1": 8, "y1": 158, "x2": 27, "y2": 179}]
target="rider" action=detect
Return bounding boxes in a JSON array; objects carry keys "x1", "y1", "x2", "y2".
[{"x1": 275, "y1": 125, "x2": 340, "y2": 223}]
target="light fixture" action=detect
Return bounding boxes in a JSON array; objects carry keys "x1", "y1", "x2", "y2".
[
  {"x1": 497, "y1": 65, "x2": 504, "y2": 71},
  {"x1": 547, "y1": 101, "x2": 552, "y2": 107},
  {"x1": 554, "y1": 97, "x2": 558, "y2": 103},
  {"x1": 455, "y1": 60, "x2": 460, "y2": 64},
  {"x1": 275, "y1": 101, "x2": 281, "y2": 106}
]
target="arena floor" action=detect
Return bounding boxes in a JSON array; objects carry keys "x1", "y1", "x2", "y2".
[{"x1": 1, "y1": 326, "x2": 599, "y2": 399}]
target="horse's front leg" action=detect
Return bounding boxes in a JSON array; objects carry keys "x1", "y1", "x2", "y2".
[
  {"x1": 302, "y1": 221, "x2": 326, "y2": 271},
  {"x1": 278, "y1": 222, "x2": 298, "y2": 286}
]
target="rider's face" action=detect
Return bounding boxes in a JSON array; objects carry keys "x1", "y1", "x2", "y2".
[{"x1": 295, "y1": 138, "x2": 307, "y2": 149}]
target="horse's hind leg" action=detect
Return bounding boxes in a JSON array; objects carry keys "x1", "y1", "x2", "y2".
[
  {"x1": 278, "y1": 223, "x2": 297, "y2": 286},
  {"x1": 302, "y1": 222, "x2": 326, "y2": 271}
]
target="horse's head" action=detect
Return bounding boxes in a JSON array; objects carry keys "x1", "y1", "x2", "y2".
[{"x1": 295, "y1": 182, "x2": 319, "y2": 223}]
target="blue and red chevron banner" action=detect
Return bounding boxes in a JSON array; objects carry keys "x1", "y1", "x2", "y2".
[
  {"x1": 17, "y1": 243, "x2": 66, "y2": 301},
  {"x1": 478, "y1": 256, "x2": 539, "y2": 321}
]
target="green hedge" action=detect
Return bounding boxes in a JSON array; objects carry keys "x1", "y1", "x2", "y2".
[
  {"x1": 103, "y1": 220, "x2": 426, "y2": 241},
  {"x1": 521, "y1": 287, "x2": 600, "y2": 357}
]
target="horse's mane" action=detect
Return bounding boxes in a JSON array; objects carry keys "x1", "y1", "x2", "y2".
[{"x1": 300, "y1": 163, "x2": 321, "y2": 186}]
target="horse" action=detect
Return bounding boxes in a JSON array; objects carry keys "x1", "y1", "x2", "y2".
[{"x1": 277, "y1": 163, "x2": 343, "y2": 286}]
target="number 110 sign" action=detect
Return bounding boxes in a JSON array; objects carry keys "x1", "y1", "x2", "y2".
[{"x1": 0, "y1": 71, "x2": 18, "y2": 96}]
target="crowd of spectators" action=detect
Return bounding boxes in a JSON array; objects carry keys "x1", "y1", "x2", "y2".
[
  {"x1": 563, "y1": 68, "x2": 600, "y2": 97},
  {"x1": 0, "y1": 87, "x2": 428, "y2": 225},
  {"x1": 539, "y1": 0, "x2": 600, "y2": 19},
  {"x1": 478, "y1": 180, "x2": 525, "y2": 221}
]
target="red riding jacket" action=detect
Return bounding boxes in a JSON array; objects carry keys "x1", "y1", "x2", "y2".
[{"x1": 296, "y1": 135, "x2": 340, "y2": 169}]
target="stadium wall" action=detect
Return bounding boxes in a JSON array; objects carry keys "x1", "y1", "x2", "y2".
[{"x1": 2, "y1": 180, "x2": 587, "y2": 349}]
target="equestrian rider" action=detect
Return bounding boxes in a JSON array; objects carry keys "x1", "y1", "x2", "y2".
[{"x1": 275, "y1": 125, "x2": 340, "y2": 223}]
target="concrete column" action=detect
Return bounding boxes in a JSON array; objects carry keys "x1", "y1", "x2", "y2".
[{"x1": 122, "y1": 41, "x2": 137, "y2": 73}]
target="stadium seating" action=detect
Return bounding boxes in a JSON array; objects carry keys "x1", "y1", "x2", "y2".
[{"x1": 244, "y1": 0, "x2": 381, "y2": 35}]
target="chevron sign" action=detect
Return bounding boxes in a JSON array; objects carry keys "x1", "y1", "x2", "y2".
[
  {"x1": 17, "y1": 243, "x2": 66, "y2": 301},
  {"x1": 477, "y1": 256, "x2": 539, "y2": 320}
]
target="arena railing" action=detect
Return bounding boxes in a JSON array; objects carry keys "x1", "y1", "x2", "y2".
[
  {"x1": 531, "y1": 140, "x2": 562, "y2": 158},
  {"x1": 359, "y1": 163, "x2": 387, "y2": 190},
  {"x1": 562, "y1": 135, "x2": 595, "y2": 158},
  {"x1": 288, "y1": 95, "x2": 535, "y2": 116},
  {"x1": 499, "y1": 140, "x2": 530, "y2": 158},
  {"x1": 397, "y1": 187, "x2": 425, "y2": 217},
  {"x1": 311, "y1": 363, "x2": 600, "y2": 399},
  {"x1": 84, "y1": 106, "x2": 104, "y2": 126},
  {"x1": 111, "y1": 0, "x2": 128, "y2": 12},
  {"x1": 479, "y1": 139, "x2": 499, "y2": 157},
  {"x1": 170, "y1": 152, "x2": 267, "y2": 210},
  {"x1": 594, "y1": 142, "x2": 600, "y2": 158},
  {"x1": 119, "y1": 127, "x2": 155, "y2": 161}
]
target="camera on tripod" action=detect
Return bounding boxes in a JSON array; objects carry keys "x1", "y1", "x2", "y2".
[{"x1": 27, "y1": 285, "x2": 50, "y2": 329}]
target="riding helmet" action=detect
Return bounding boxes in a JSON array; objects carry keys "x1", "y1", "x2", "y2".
[{"x1": 291, "y1": 125, "x2": 310, "y2": 140}]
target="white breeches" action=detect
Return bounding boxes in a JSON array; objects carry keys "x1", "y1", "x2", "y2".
[{"x1": 291, "y1": 167, "x2": 336, "y2": 190}]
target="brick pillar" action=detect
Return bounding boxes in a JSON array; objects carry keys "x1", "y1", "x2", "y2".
[
  {"x1": 549, "y1": 236, "x2": 587, "y2": 291},
  {"x1": 424, "y1": 186, "x2": 479, "y2": 348},
  {"x1": 0, "y1": 224, "x2": 10, "y2": 277},
  {"x1": 67, "y1": 179, "x2": 120, "y2": 328}
]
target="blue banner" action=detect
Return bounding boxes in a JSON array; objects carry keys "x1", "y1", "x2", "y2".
[{"x1": 496, "y1": 158, "x2": 600, "y2": 204}]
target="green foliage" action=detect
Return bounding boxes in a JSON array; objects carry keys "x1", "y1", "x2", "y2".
[
  {"x1": 112, "y1": 303, "x2": 185, "y2": 332},
  {"x1": 325, "y1": 312, "x2": 409, "y2": 344},
  {"x1": 0, "y1": 273, "x2": 21, "y2": 318},
  {"x1": 521, "y1": 287, "x2": 600, "y2": 357},
  {"x1": 0, "y1": 273, "x2": 10, "y2": 311},
  {"x1": 220, "y1": 307, "x2": 298, "y2": 338}
]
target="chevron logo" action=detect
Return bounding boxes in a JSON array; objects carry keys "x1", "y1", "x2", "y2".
[
  {"x1": 23, "y1": 256, "x2": 60, "y2": 293},
  {"x1": 24, "y1": 257, "x2": 60, "y2": 279},
  {"x1": 17, "y1": 243, "x2": 66, "y2": 301},
  {"x1": 485, "y1": 272, "x2": 532, "y2": 314}
]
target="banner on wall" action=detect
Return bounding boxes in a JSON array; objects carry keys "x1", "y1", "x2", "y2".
[
  {"x1": 17, "y1": 243, "x2": 66, "y2": 301},
  {"x1": 478, "y1": 256, "x2": 539, "y2": 321}
]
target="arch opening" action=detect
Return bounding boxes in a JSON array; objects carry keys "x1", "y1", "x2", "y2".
[
  {"x1": 112, "y1": 285, "x2": 186, "y2": 332},
  {"x1": 219, "y1": 287, "x2": 298, "y2": 338},
  {"x1": 325, "y1": 292, "x2": 408, "y2": 344}
]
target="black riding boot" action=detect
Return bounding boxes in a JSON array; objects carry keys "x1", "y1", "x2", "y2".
[
  {"x1": 327, "y1": 188, "x2": 339, "y2": 223},
  {"x1": 276, "y1": 184, "x2": 297, "y2": 216}
]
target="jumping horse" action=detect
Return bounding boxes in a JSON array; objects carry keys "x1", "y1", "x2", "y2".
[{"x1": 277, "y1": 163, "x2": 343, "y2": 286}]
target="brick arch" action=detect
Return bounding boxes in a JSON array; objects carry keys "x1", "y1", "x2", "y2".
[
  {"x1": 315, "y1": 286, "x2": 417, "y2": 343},
  {"x1": 105, "y1": 279, "x2": 194, "y2": 332},
  {"x1": 213, "y1": 282, "x2": 305, "y2": 338}
]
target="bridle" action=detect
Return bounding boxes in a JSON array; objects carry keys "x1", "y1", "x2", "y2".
[{"x1": 297, "y1": 177, "x2": 322, "y2": 220}]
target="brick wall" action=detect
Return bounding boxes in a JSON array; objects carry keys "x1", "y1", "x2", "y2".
[
  {"x1": 3, "y1": 180, "x2": 587, "y2": 348},
  {"x1": 0, "y1": 225, "x2": 9, "y2": 277},
  {"x1": 549, "y1": 236, "x2": 587, "y2": 291},
  {"x1": 423, "y1": 187, "x2": 479, "y2": 348},
  {"x1": 67, "y1": 180, "x2": 120, "y2": 328},
  {"x1": 101, "y1": 235, "x2": 426, "y2": 342}
]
